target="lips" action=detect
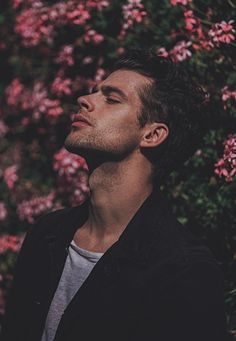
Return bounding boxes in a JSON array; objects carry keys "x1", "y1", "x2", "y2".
[{"x1": 72, "y1": 114, "x2": 91, "y2": 126}]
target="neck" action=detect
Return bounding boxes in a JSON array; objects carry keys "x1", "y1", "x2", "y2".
[{"x1": 84, "y1": 155, "x2": 153, "y2": 241}]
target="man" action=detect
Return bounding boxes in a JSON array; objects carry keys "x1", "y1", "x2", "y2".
[{"x1": 2, "y1": 49, "x2": 227, "y2": 341}]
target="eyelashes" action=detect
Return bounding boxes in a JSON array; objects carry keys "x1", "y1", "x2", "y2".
[
  {"x1": 105, "y1": 98, "x2": 121, "y2": 104},
  {"x1": 87, "y1": 86, "x2": 121, "y2": 104}
]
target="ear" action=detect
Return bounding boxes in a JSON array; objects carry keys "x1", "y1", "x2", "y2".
[{"x1": 140, "y1": 122, "x2": 169, "y2": 148}]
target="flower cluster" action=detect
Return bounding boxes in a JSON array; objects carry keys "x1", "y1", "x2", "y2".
[
  {"x1": 55, "y1": 45, "x2": 74, "y2": 66},
  {"x1": 183, "y1": 10, "x2": 209, "y2": 49},
  {"x1": 5, "y1": 79, "x2": 64, "y2": 121},
  {"x1": 17, "y1": 191, "x2": 57, "y2": 223},
  {"x1": 14, "y1": 1, "x2": 109, "y2": 47},
  {"x1": 0, "y1": 235, "x2": 24, "y2": 254},
  {"x1": 170, "y1": 40, "x2": 192, "y2": 62},
  {"x1": 53, "y1": 148, "x2": 89, "y2": 204},
  {"x1": 69, "y1": 171, "x2": 90, "y2": 205},
  {"x1": 51, "y1": 76, "x2": 72, "y2": 97},
  {"x1": 66, "y1": 3, "x2": 91, "y2": 26},
  {"x1": 15, "y1": 5, "x2": 54, "y2": 47},
  {"x1": 208, "y1": 20, "x2": 235, "y2": 46},
  {"x1": 84, "y1": 28, "x2": 104, "y2": 44},
  {"x1": 158, "y1": 40, "x2": 193, "y2": 62},
  {"x1": 53, "y1": 147, "x2": 88, "y2": 179},
  {"x1": 31, "y1": 81, "x2": 64, "y2": 118},
  {"x1": 85, "y1": 0, "x2": 109, "y2": 11},
  {"x1": 214, "y1": 134, "x2": 236, "y2": 182},
  {"x1": 184, "y1": 10, "x2": 199, "y2": 32},
  {"x1": 120, "y1": 0, "x2": 147, "y2": 37}
]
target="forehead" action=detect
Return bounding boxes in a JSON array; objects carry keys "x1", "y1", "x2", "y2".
[{"x1": 101, "y1": 69, "x2": 151, "y2": 101}]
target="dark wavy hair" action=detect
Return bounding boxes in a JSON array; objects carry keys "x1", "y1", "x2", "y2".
[{"x1": 112, "y1": 48, "x2": 209, "y2": 184}]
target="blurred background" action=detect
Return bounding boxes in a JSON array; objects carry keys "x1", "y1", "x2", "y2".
[{"x1": 0, "y1": 0, "x2": 235, "y2": 337}]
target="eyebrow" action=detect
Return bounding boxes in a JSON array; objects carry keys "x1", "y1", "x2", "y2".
[{"x1": 91, "y1": 84, "x2": 128, "y2": 101}]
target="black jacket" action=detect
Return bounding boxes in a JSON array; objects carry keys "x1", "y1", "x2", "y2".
[{"x1": 1, "y1": 187, "x2": 227, "y2": 341}]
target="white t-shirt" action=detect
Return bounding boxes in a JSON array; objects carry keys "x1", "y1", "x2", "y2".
[{"x1": 41, "y1": 239, "x2": 104, "y2": 341}]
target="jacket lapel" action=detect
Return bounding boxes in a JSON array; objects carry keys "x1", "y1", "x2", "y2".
[{"x1": 45, "y1": 200, "x2": 89, "y2": 299}]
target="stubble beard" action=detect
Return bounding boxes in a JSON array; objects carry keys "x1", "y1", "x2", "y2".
[{"x1": 64, "y1": 126, "x2": 139, "y2": 163}]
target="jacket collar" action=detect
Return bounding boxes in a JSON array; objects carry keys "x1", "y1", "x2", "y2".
[
  {"x1": 107, "y1": 186, "x2": 168, "y2": 265},
  {"x1": 44, "y1": 186, "x2": 170, "y2": 267}
]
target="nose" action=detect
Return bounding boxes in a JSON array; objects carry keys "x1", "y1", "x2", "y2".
[{"x1": 77, "y1": 95, "x2": 94, "y2": 112}]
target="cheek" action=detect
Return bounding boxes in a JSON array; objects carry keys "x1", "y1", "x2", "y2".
[
  {"x1": 97, "y1": 114, "x2": 141, "y2": 152},
  {"x1": 98, "y1": 107, "x2": 140, "y2": 134}
]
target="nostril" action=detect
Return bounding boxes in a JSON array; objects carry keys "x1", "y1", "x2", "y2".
[
  {"x1": 78, "y1": 97, "x2": 87, "y2": 108},
  {"x1": 77, "y1": 95, "x2": 94, "y2": 112}
]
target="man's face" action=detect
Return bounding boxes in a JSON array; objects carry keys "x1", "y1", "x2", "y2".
[{"x1": 64, "y1": 69, "x2": 151, "y2": 161}]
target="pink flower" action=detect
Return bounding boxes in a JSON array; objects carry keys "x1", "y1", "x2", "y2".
[
  {"x1": 156, "y1": 47, "x2": 169, "y2": 57},
  {"x1": 0, "y1": 235, "x2": 24, "y2": 254},
  {"x1": 13, "y1": 1, "x2": 109, "y2": 47},
  {"x1": 51, "y1": 77, "x2": 72, "y2": 97},
  {"x1": 184, "y1": 10, "x2": 198, "y2": 31},
  {"x1": 82, "y1": 56, "x2": 94, "y2": 64},
  {"x1": 169, "y1": 40, "x2": 192, "y2": 62},
  {"x1": 170, "y1": 0, "x2": 192, "y2": 5},
  {"x1": 182, "y1": 10, "x2": 211, "y2": 51},
  {"x1": 214, "y1": 134, "x2": 236, "y2": 182},
  {"x1": 221, "y1": 86, "x2": 236, "y2": 102},
  {"x1": 208, "y1": 20, "x2": 235, "y2": 46},
  {"x1": 94, "y1": 68, "x2": 106, "y2": 82},
  {"x1": 55, "y1": 44, "x2": 74, "y2": 66},
  {"x1": 17, "y1": 191, "x2": 58, "y2": 223},
  {"x1": 120, "y1": 0, "x2": 147, "y2": 37},
  {"x1": 42, "y1": 99, "x2": 64, "y2": 117},
  {"x1": 0, "y1": 202, "x2": 8, "y2": 221},
  {"x1": 5, "y1": 78, "x2": 24, "y2": 106},
  {"x1": 86, "y1": 0, "x2": 110, "y2": 11},
  {"x1": 84, "y1": 29, "x2": 104, "y2": 44},
  {"x1": 26, "y1": 81, "x2": 64, "y2": 119},
  {"x1": 53, "y1": 148, "x2": 89, "y2": 204},
  {"x1": 30, "y1": 81, "x2": 48, "y2": 118},
  {"x1": 67, "y1": 3, "x2": 90, "y2": 25},
  {"x1": 70, "y1": 171, "x2": 90, "y2": 205},
  {"x1": 3, "y1": 165, "x2": 19, "y2": 190},
  {"x1": 15, "y1": 7, "x2": 54, "y2": 47},
  {"x1": 53, "y1": 147, "x2": 88, "y2": 180}
]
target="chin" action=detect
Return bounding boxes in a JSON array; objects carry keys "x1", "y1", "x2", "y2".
[
  {"x1": 64, "y1": 135, "x2": 81, "y2": 154},
  {"x1": 64, "y1": 137, "x2": 94, "y2": 160}
]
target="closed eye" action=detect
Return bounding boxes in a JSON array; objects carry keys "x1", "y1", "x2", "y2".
[
  {"x1": 88, "y1": 85, "x2": 122, "y2": 104},
  {"x1": 105, "y1": 98, "x2": 121, "y2": 104}
]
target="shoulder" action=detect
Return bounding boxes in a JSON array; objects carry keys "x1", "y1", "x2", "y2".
[
  {"x1": 146, "y1": 217, "x2": 225, "y2": 313},
  {"x1": 22, "y1": 205, "x2": 80, "y2": 246},
  {"x1": 149, "y1": 210, "x2": 222, "y2": 277}
]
